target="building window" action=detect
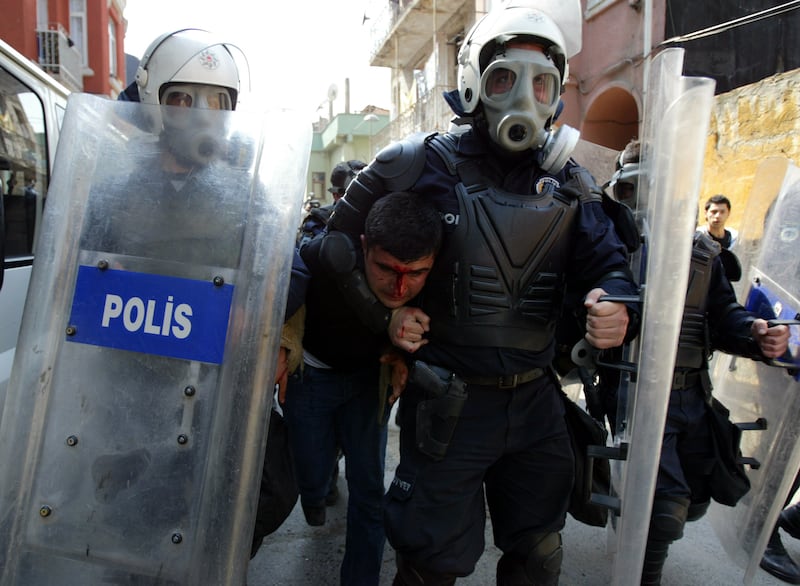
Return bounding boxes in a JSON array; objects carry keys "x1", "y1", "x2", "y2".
[
  {"x1": 36, "y1": 0, "x2": 48, "y2": 29},
  {"x1": 109, "y1": 22, "x2": 118, "y2": 77},
  {"x1": 69, "y1": 0, "x2": 87, "y2": 68},
  {"x1": 585, "y1": 0, "x2": 621, "y2": 20}
]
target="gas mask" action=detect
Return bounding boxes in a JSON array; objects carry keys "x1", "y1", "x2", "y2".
[
  {"x1": 480, "y1": 47, "x2": 560, "y2": 152},
  {"x1": 479, "y1": 47, "x2": 578, "y2": 172},
  {"x1": 160, "y1": 83, "x2": 232, "y2": 167}
]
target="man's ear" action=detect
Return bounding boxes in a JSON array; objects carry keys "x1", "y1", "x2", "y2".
[{"x1": 360, "y1": 234, "x2": 368, "y2": 253}]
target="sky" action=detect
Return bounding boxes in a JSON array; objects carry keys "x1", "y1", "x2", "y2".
[{"x1": 122, "y1": 1, "x2": 392, "y2": 121}]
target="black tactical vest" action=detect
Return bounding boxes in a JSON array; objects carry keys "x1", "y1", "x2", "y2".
[
  {"x1": 674, "y1": 232, "x2": 721, "y2": 369},
  {"x1": 422, "y1": 134, "x2": 579, "y2": 351}
]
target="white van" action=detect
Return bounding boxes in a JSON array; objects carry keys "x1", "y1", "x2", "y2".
[{"x1": 0, "y1": 38, "x2": 69, "y2": 408}]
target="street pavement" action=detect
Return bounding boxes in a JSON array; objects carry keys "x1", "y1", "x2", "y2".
[{"x1": 248, "y1": 400, "x2": 792, "y2": 586}]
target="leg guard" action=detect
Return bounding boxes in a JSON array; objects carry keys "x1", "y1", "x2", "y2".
[
  {"x1": 641, "y1": 497, "x2": 689, "y2": 585},
  {"x1": 392, "y1": 553, "x2": 456, "y2": 586},
  {"x1": 496, "y1": 532, "x2": 562, "y2": 586}
]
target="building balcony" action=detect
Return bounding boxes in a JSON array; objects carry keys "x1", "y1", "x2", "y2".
[
  {"x1": 36, "y1": 25, "x2": 83, "y2": 92},
  {"x1": 373, "y1": 82, "x2": 456, "y2": 149},
  {"x1": 367, "y1": 0, "x2": 464, "y2": 68}
]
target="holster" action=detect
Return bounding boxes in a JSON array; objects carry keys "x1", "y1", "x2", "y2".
[{"x1": 409, "y1": 361, "x2": 468, "y2": 461}]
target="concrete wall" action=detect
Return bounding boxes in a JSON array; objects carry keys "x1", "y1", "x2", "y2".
[{"x1": 700, "y1": 68, "x2": 800, "y2": 232}]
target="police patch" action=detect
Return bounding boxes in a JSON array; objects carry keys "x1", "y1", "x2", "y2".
[{"x1": 535, "y1": 176, "x2": 560, "y2": 194}]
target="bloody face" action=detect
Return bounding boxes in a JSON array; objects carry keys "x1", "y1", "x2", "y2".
[{"x1": 363, "y1": 245, "x2": 435, "y2": 309}]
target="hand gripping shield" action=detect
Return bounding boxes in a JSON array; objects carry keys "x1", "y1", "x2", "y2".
[
  {"x1": 0, "y1": 94, "x2": 310, "y2": 585},
  {"x1": 708, "y1": 159, "x2": 800, "y2": 584},
  {"x1": 588, "y1": 49, "x2": 716, "y2": 585}
]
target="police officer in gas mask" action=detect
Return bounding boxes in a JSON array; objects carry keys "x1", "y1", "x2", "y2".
[{"x1": 319, "y1": 1, "x2": 639, "y2": 584}]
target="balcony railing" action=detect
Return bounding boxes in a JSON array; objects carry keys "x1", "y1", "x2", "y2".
[
  {"x1": 373, "y1": 83, "x2": 456, "y2": 151},
  {"x1": 36, "y1": 26, "x2": 83, "y2": 92},
  {"x1": 366, "y1": 0, "x2": 415, "y2": 64}
]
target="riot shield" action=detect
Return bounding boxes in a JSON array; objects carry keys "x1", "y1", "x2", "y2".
[
  {"x1": 604, "y1": 48, "x2": 716, "y2": 585},
  {"x1": 709, "y1": 159, "x2": 800, "y2": 584},
  {"x1": 0, "y1": 94, "x2": 310, "y2": 585}
]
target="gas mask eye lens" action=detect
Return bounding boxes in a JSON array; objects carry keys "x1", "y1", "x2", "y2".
[
  {"x1": 486, "y1": 68, "x2": 516, "y2": 97},
  {"x1": 207, "y1": 92, "x2": 232, "y2": 111},
  {"x1": 165, "y1": 91, "x2": 193, "y2": 108},
  {"x1": 162, "y1": 86, "x2": 233, "y2": 111},
  {"x1": 533, "y1": 74, "x2": 558, "y2": 106}
]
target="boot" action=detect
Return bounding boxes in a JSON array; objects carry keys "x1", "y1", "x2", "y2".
[
  {"x1": 641, "y1": 539, "x2": 671, "y2": 585},
  {"x1": 760, "y1": 529, "x2": 800, "y2": 584},
  {"x1": 781, "y1": 504, "x2": 800, "y2": 540}
]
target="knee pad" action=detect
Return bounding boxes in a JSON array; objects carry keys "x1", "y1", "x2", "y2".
[
  {"x1": 687, "y1": 499, "x2": 710, "y2": 522},
  {"x1": 649, "y1": 497, "x2": 690, "y2": 542},
  {"x1": 498, "y1": 533, "x2": 562, "y2": 586}
]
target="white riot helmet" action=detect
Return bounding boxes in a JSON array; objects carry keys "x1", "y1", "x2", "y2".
[
  {"x1": 135, "y1": 29, "x2": 241, "y2": 165},
  {"x1": 456, "y1": 1, "x2": 581, "y2": 168},
  {"x1": 135, "y1": 28, "x2": 240, "y2": 110}
]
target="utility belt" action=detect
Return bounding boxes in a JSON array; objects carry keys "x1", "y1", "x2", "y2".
[
  {"x1": 462, "y1": 367, "x2": 545, "y2": 389},
  {"x1": 671, "y1": 368, "x2": 712, "y2": 397}
]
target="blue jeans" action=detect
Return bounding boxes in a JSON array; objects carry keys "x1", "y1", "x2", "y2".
[{"x1": 284, "y1": 363, "x2": 389, "y2": 586}]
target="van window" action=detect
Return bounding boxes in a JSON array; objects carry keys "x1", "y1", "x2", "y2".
[{"x1": 1, "y1": 66, "x2": 49, "y2": 261}]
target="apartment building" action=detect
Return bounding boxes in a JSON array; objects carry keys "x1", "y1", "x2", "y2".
[{"x1": 1, "y1": 0, "x2": 127, "y2": 97}]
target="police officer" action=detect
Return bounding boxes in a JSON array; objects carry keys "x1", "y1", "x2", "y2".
[
  {"x1": 603, "y1": 142, "x2": 790, "y2": 585},
  {"x1": 321, "y1": 2, "x2": 639, "y2": 583},
  {"x1": 118, "y1": 28, "x2": 310, "y2": 557}
]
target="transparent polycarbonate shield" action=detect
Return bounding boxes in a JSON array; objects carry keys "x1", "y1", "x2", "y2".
[
  {"x1": 709, "y1": 160, "x2": 800, "y2": 584},
  {"x1": 608, "y1": 48, "x2": 716, "y2": 585},
  {"x1": 0, "y1": 94, "x2": 310, "y2": 586}
]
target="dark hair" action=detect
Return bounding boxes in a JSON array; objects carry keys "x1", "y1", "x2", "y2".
[
  {"x1": 705, "y1": 194, "x2": 731, "y2": 211},
  {"x1": 329, "y1": 160, "x2": 367, "y2": 193},
  {"x1": 364, "y1": 192, "x2": 442, "y2": 262}
]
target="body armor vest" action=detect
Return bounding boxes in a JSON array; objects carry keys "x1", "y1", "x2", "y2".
[
  {"x1": 422, "y1": 134, "x2": 579, "y2": 351},
  {"x1": 674, "y1": 232, "x2": 720, "y2": 369}
]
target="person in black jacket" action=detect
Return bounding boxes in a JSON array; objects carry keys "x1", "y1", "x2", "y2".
[{"x1": 284, "y1": 191, "x2": 442, "y2": 586}]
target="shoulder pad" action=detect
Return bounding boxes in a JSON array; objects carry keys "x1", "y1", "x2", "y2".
[{"x1": 371, "y1": 131, "x2": 435, "y2": 191}]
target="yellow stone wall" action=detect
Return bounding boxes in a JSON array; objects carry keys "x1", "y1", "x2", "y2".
[{"x1": 699, "y1": 69, "x2": 800, "y2": 235}]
